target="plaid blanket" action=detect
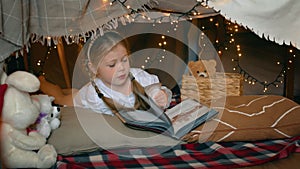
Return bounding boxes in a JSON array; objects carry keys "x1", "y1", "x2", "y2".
[{"x1": 54, "y1": 136, "x2": 300, "y2": 169}]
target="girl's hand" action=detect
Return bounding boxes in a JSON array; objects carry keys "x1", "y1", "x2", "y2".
[{"x1": 152, "y1": 90, "x2": 168, "y2": 108}]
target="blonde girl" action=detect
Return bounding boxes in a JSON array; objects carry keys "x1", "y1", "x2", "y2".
[{"x1": 39, "y1": 31, "x2": 172, "y2": 115}]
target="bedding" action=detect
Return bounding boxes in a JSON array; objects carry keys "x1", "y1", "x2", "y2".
[
  {"x1": 48, "y1": 94, "x2": 300, "y2": 168},
  {"x1": 53, "y1": 135, "x2": 300, "y2": 169}
]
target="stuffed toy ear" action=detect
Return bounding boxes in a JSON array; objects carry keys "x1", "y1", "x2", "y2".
[
  {"x1": 0, "y1": 84, "x2": 8, "y2": 114},
  {"x1": 6, "y1": 71, "x2": 40, "y2": 93},
  {"x1": 49, "y1": 96, "x2": 55, "y2": 102}
]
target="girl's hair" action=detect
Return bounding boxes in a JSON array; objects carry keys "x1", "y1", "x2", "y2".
[{"x1": 80, "y1": 31, "x2": 150, "y2": 112}]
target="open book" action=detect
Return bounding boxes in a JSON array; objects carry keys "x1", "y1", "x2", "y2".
[{"x1": 115, "y1": 93, "x2": 219, "y2": 139}]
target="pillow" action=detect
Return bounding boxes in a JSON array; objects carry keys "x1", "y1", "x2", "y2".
[
  {"x1": 47, "y1": 106, "x2": 182, "y2": 155},
  {"x1": 183, "y1": 95, "x2": 300, "y2": 143}
]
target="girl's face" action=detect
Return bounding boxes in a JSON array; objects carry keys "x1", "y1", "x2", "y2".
[{"x1": 95, "y1": 44, "x2": 130, "y2": 88}]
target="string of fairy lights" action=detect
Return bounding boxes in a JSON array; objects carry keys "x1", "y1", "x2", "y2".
[
  {"x1": 224, "y1": 21, "x2": 297, "y2": 92},
  {"x1": 34, "y1": 0, "x2": 297, "y2": 93},
  {"x1": 109, "y1": 0, "x2": 211, "y2": 69},
  {"x1": 110, "y1": 0, "x2": 209, "y2": 21},
  {"x1": 120, "y1": 0, "x2": 297, "y2": 92},
  {"x1": 141, "y1": 35, "x2": 167, "y2": 69}
]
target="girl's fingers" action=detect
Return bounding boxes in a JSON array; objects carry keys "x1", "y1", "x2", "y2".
[{"x1": 153, "y1": 90, "x2": 168, "y2": 107}]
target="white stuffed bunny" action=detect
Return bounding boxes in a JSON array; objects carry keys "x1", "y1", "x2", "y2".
[{"x1": 1, "y1": 71, "x2": 57, "y2": 168}]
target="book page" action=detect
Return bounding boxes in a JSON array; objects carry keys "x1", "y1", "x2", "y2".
[{"x1": 165, "y1": 99, "x2": 210, "y2": 134}]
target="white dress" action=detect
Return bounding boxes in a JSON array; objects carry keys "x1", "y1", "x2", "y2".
[{"x1": 73, "y1": 68, "x2": 172, "y2": 115}]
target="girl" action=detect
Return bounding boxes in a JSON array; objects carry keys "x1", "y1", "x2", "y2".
[{"x1": 39, "y1": 31, "x2": 172, "y2": 115}]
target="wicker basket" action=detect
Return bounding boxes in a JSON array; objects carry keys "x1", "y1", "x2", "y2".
[{"x1": 181, "y1": 72, "x2": 243, "y2": 105}]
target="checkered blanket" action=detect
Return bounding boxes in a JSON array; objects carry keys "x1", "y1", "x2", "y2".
[{"x1": 54, "y1": 135, "x2": 300, "y2": 169}]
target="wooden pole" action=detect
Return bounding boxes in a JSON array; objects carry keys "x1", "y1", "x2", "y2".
[
  {"x1": 22, "y1": 47, "x2": 29, "y2": 71},
  {"x1": 57, "y1": 38, "x2": 71, "y2": 88},
  {"x1": 283, "y1": 46, "x2": 295, "y2": 100}
]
